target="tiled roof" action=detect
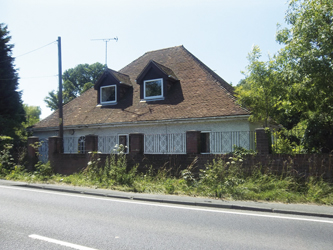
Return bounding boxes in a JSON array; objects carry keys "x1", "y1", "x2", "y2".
[
  {"x1": 151, "y1": 60, "x2": 178, "y2": 80},
  {"x1": 34, "y1": 45, "x2": 249, "y2": 129},
  {"x1": 108, "y1": 69, "x2": 132, "y2": 86}
]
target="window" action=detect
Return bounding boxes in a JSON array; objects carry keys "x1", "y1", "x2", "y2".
[
  {"x1": 200, "y1": 132, "x2": 210, "y2": 153},
  {"x1": 101, "y1": 85, "x2": 116, "y2": 104},
  {"x1": 118, "y1": 134, "x2": 128, "y2": 154},
  {"x1": 144, "y1": 78, "x2": 163, "y2": 100},
  {"x1": 78, "y1": 136, "x2": 85, "y2": 154}
]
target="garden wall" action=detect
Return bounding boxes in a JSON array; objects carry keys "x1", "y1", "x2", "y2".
[{"x1": 27, "y1": 130, "x2": 333, "y2": 180}]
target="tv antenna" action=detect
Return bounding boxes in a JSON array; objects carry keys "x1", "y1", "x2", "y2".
[{"x1": 91, "y1": 37, "x2": 118, "y2": 66}]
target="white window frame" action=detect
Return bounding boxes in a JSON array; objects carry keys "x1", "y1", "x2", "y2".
[
  {"x1": 143, "y1": 78, "x2": 163, "y2": 100},
  {"x1": 100, "y1": 85, "x2": 117, "y2": 104},
  {"x1": 118, "y1": 134, "x2": 129, "y2": 154}
]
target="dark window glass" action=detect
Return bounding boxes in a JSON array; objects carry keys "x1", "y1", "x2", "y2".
[
  {"x1": 101, "y1": 86, "x2": 116, "y2": 103},
  {"x1": 145, "y1": 79, "x2": 162, "y2": 98},
  {"x1": 200, "y1": 133, "x2": 210, "y2": 153}
]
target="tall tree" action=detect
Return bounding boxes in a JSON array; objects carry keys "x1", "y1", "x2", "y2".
[
  {"x1": 276, "y1": 0, "x2": 333, "y2": 152},
  {"x1": 44, "y1": 62, "x2": 105, "y2": 110},
  {"x1": 235, "y1": 46, "x2": 282, "y2": 127},
  {"x1": 0, "y1": 24, "x2": 25, "y2": 138},
  {"x1": 276, "y1": 0, "x2": 333, "y2": 116}
]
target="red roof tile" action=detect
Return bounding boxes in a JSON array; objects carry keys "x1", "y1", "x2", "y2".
[{"x1": 34, "y1": 45, "x2": 249, "y2": 129}]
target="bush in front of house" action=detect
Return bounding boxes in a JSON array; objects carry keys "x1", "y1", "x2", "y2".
[{"x1": 1, "y1": 143, "x2": 332, "y2": 205}]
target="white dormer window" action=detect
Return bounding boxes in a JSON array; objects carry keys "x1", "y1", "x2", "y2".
[
  {"x1": 101, "y1": 85, "x2": 117, "y2": 104},
  {"x1": 144, "y1": 78, "x2": 163, "y2": 100}
]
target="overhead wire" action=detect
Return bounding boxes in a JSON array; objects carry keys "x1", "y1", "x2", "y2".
[
  {"x1": 0, "y1": 40, "x2": 58, "y2": 80},
  {"x1": 0, "y1": 40, "x2": 57, "y2": 64},
  {"x1": 14, "y1": 40, "x2": 57, "y2": 59}
]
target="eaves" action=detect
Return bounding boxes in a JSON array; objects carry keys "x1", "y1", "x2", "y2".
[{"x1": 32, "y1": 115, "x2": 251, "y2": 132}]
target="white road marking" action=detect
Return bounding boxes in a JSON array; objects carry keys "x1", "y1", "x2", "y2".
[
  {"x1": 2, "y1": 185, "x2": 333, "y2": 224},
  {"x1": 29, "y1": 234, "x2": 98, "y2": 250}
]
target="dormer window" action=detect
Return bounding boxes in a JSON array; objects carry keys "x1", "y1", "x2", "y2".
[
  {"x1": 137, "y1": 61, "x2": 178, "y2": 102},
  {"x1": 144, "y1": 78, "x2": 163, "y2": 100},
  {"x1": 94, "y1": 69, "x2": 132, "y2": 106},
  {"x1": 101, "y1": 85, "x2": 117, "y2": 104}
]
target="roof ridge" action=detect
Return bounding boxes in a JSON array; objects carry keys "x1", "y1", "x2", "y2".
[
  {"x1": 119, "y1": 45, "x2": 184, "y2": 73},
  {"x1": 144, "y1": 45, "x2": 183, "y2": 54}
]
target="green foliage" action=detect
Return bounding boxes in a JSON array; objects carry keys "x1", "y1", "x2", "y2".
[
  {"x1": 303, "y1": 114, "x2": 333, "y2": 153},
  {"x1": 306, "y1": 177, "x2": 333, "y2": 205},
  {"x1": 0, "y1": 24, "x2": 26, "y2": 138},
  {"x1": 44, "y1": 90, "x2": 58, "y2": 111},
  {"x1": 45, "y1": 62, "x2": 105, "y2": 110},
  {"x1": 0, "y1": 136, "x2": 15, "y2": 176},
  {"x1": 1, "y1": 141, "x2": 332, "y2": 205},
  {"x1": 23, "y1": 104, "x2": 41, "y2": 128},
  {"x1": 198, "y1": 154, "x2": 246, "y2": 198},
  {"x1": 82, "y1": 144, "x2": 138, "y2": 187},
  {"x1": 271, "y1": 128, "x2": 305, "y2": 154},
  {"x1": 34, "y1": 161, "x2": 53, "y2": 179},
  {"x1": 236, "y1": 0, "x2": 333, "y2": 153},
  {"x1": 276, "y1": 0, "x2": 333, "y2": 117},
  {"x1": 235, "y1": 46, "x2": 284, "y2": 127},
  {"x1": 0, "y1": 135, "x2": 13, "y2": 149},
  {"x1": 5, "y1": 165, "x2": 26, "y2": 180},
  {"x1": 233, "y1": 145, "x2": 256, "y2": 157}
]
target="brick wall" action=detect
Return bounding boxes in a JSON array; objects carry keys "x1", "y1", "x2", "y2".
[
  {"x1": 124, "y1": 153, "x2": 333, "y2": 180},
  {"x1": 27, "y1": 133, "x2": 333, "y2": 180}
]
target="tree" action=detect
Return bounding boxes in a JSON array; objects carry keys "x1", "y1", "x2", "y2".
[
  {"x1": 276, "y1": 0, "x2": 333, "y2": 152},
  {"x1": 23, "y1": 104, "x2": 41, "y2": 128},
  {"x1": 0, "y1": 24, "x2": 25, "y2": 138},
  {"x1": 237, "y1": 0, "x2": 333, "y2": 153},
  {"x1": 235, "y1": 46, "x2": 282, "y2": 127},
  {"x1": 276, "y1": 0, "x2": 333, "y2": 115},
  {"x1": 44, "y1": 90, "x2": 58, "y2": 111},
  {"x1": 44, "y1": 62, "x2": 105, "y2": 110}
]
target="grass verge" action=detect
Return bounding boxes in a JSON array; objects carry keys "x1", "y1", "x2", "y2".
[{"x1": 1, "y1": 145, "x2": 332, "y2": 205}]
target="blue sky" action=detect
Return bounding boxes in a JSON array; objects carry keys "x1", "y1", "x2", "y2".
[{"x1": 1, "y1": 0, "x2": 288, "y2": 118}]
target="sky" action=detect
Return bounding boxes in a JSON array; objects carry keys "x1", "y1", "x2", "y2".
[{"x1": 1, "y1": 0, "x2": 288, "y2": 119}]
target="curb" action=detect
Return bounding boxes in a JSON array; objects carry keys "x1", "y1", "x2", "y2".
[{"x1": 16, "y1": 183, "x2": 333, "y2": 219}]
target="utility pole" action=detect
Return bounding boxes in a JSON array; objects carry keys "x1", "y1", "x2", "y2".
[
  {"x1": 58, "y1": 36, "x2": 63, "y2": 149},
  {"x1": 91, "y1": 37, "x2": 118, "y2": 66}
]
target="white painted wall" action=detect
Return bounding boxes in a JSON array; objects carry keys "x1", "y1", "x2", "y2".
[
  {"x1": 33, "y1": 117, "x2": 257, "y2": 155},
  {"x1": 51, "y1": 118, "x2": 253, "y2": 138}
]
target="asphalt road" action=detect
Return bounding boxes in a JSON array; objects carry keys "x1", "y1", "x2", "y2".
[{"x1": 1, "y1": 184, "x2": 333, "y2": 250}]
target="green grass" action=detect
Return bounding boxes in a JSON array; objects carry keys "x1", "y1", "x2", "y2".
[{"x1": 1, "y1": 146, "x2": 333, "y2": 205}]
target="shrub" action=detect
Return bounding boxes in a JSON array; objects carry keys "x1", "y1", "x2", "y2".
[
  {"x1": 34, "y1": 161, "x2": 53, "y2": 179},
  {"x1": 83, "y1": 144, "x2": 138, "y2": 187},
  {"x1": 0, "y1": 136, "x2": 15, "y2": 177}
]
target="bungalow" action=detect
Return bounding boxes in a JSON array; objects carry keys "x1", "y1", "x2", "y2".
[{"x1": 32, "y1": 45, "x2": 257, "y2": 158}]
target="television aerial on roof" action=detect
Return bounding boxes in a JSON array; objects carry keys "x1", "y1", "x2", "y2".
[{"x1": 91, "y1": 37, "x2": 118, "y2": 67}]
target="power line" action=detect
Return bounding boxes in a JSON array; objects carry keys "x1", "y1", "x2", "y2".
[
  {"x1": 0, "y1": 40, "x2": 57, "y2": 64},
  {"x1": 15, "y1": 40, "x2": 57, "y2": 58}
]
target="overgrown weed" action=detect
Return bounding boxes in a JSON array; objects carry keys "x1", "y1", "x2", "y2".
[{"x1": 1, "y1": 143, "x2": 332, "y2": 205}]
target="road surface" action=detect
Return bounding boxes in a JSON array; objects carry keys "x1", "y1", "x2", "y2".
[{"x1": 1, "y1": 184, "x2": 333, "y2": 249}]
